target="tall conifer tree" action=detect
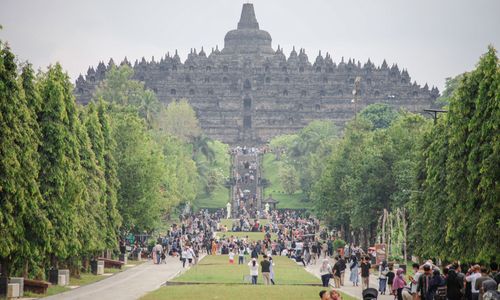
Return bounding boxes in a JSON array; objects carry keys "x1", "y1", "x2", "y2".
[
  {"x1": 0, "y1": 44, "x2": 48, "y2": 276},
  {"x1": 97, "y1": 100, "x2": 121, "y2": 247},
  {"x1": 38, "y1": 63, "x2": 84, "y2": 267}
]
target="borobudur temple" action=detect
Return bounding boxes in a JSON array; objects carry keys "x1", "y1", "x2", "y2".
[{"x1": 75, "y1": 3, "x2": 439, "y2": 144}]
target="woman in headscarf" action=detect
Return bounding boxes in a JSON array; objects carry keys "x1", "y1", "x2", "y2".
[
  {"x1": 319, "y1": 258, "x2": 332, "y2": 287},
  {"x1": 349, "y1": 255, "x2": 359, "y2": 286},
  {"x1": 392, "y1": 268, "x2": 407, "y2": 300}
]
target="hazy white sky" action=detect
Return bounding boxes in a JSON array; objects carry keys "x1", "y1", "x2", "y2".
[{"x1": 1, "y1": 0, "x2": 499, "y2": 91}]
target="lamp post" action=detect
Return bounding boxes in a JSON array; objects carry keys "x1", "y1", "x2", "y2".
[{"x1": 351, "y1": 76, "x2": 362, "y2": 119}]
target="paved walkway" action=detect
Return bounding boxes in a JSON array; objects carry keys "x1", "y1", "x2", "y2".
[
  {"x1": 43, "y1": 256, "x2": 194, "y2": 300},
  {"x1": 305, "y1": 257, "x2": 393, "y2": 300}
]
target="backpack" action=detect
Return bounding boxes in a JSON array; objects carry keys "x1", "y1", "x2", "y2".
[
  {"x1": 435, "y1": 285, "x2": 447, "y2": 300},
  {"x1": 484, "y1": 291, "x2": 500, "y2": 300}
]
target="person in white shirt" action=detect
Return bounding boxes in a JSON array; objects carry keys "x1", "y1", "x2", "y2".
[
  {"x1": 466, "y1": 265, "x2": 482, "y2": 300},
  {"x1": 319, "y1": 259, "x2": 332, "y2": 287},
  {"x1": 228, "y1": 249, "x2": 235, "y2": 264},
  {"x1": 183, "y1": 246, "x2": 195, "y2": 267},
  {"x1": 238, "y1": 247, "x2": 245, "y2": 264},
  {"x1": 248, "y1": 258, "x2": 259, "y2": 284},
  {"x1": 181, "y1": 248, "x2": 188, "y2": 268},
  {"x1": 153, "y1": 243, "x2": 163, "y2": 264},
  {"x1": 410, "y1": 263, "x2": 422, "y2": 298}
]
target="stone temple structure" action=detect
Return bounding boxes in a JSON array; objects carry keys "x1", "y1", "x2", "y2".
[{"x1": 75, "y1": 3, "x2": 439, "y2": 144}]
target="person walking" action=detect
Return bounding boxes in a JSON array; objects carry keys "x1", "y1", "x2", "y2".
[
  {"x1": 269, "y1": 256, "x2": 276, "y2": 285},
  {"x1": 261, "y1": 255, "x2": 271, "y2": 285},
  {"x1": 248, "y1": 258, "x2": 259, "y2": 285},
  {"x1": 387, "y1": 265, "x2": 396, "y2": 295},
  {"x1": 181, "y1": 247, "x2": 188, "y2": 268},
  {"x1": 392, "y1": 268, "x2": 407, "y2": 300},
  {"x1": 184, "y1": 246, "x2": 195, "y2": 267},
  {"x1": 153, "y1": 242, "x2": 163, "y2": 264},
  {"x1": 211, "y1": 240, "x2": 217, "y2": 255},
  {"x1": 360, "y1": 256, "x2": 371, "y2": 290},
  {"x1": 349, "y1": 255, "x2": 359, "y2": 286},
  {"x1": 319, "y1": 259, "x2": 332, "y2": 287},
  {"x1": 339, "y1": 255, "x2": 346, "y2": 286},
  {"x1": 333, "y1": 257, "x2": 342, "y2": 288},
  {"x1": 322, "y1": 242, "x2": 328, "y2": 258},
  {"x1": 379, "y1": 260, "x2": 389, "y2": 295}
]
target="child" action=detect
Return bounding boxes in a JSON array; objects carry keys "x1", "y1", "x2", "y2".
[
  {"x1": 387, "y1": 264, "x2": 395, "y2": 295},
  {"x1": 229, "y1": 248, "x2": 235, "y2": 264}
]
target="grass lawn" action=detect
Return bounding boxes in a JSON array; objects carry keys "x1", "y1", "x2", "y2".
[
  {"x1": 141, "y1": 284, "x2": 357, "y2": 300},
  {"x1": 143, "y1": 255, "x2": 357, "y2": 300},
  {"x1": 216, "y1": 231, "x2": 277, "y2": 241},
  {"x1": 262, "y1": 153, "x2": 308, "y2": 209},
  {"x1": 173, "y1": 255, "x2": 318, "y2": 285},
  {"x1": 24, "y1": 285, "x2": 71, "y2": 298}
]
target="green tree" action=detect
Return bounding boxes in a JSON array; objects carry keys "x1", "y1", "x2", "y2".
[
  {"x1": 410, "y1": 46, "x2": 499, "y2": 261},
  {"x1": 75, "y1": 108, "x2": 106, "y2": 264},
  {"x1": 435, "y1": 74, "x2": 465, "y2": 106},
  {"x1": 37, "y1": 63, "x2": 84, "y2": 267},
  {"x1": 159, "y1": 99, "x2": 201, "y2": 141},
  {"x1": 16, "y1": 64, "x2": 51, "y2": 278},
  {"x1": 96, "y1": 100, "x2": 122, "y2": 248},
  {"x1": 359, "y1": 103, "x2": 399, "y2": 129},
  {"x1": 94, "y1": 65, "x2": 161, "y2": 126},
  {"x1": 280, "y1": 165, "x2": 299, "y2": 195},
  {"x1": 112, "y1": 110, "x2": 167, "y2": 233},
  {"x1": 0, "y1": 44, "x2": 49, "y2": 277}
]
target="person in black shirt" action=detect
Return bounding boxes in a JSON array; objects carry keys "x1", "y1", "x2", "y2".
[
  {"x1": 333, "y1": 257, "x2": 342, "y2": 288},
  {"x1": 387, "y1": 265, "x2": 396, "y2": 295},
  {"x1": 360, "y1": 256, "x2": 371, "y2": 290},
  {"x1": 261, "y1": 255, "x2": 271, "y2": 285},
  {"x1": 417, "y1": 264, "x2": 433, "y2": 300},
  {"x1": 338, "y1": 256, "x2": 346, "y2": 286}
]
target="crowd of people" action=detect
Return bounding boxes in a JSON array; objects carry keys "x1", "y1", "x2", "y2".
[
  {"x1": 125, "y1": 144, "x2": 499, "y2": 300},
  {"x1": 127, "y1": 202, "x2": 500, "y2": 300},
  {"x1": 318, "y1": 254, "x2": 500, "y2": 300},
  {"x1": 383, "y1": 261, "x2": 500, "y2": 300}
]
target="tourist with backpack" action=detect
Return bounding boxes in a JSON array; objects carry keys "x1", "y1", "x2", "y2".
[
  {"x1": 446, "y1": 267, "x2": 464, "y2": 300},
  {"x1": 429, "y1": 269, "x2": 446, "y2": 300}
]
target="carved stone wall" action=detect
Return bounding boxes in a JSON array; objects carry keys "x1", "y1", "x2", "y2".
[{"x1": 75, "y1": 3, "x2": 439, "y2": 145}]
